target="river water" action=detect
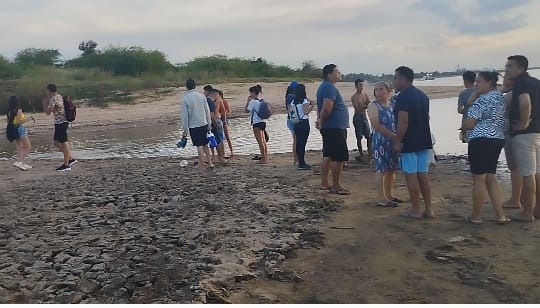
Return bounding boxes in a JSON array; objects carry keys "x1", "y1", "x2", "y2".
[{"x1": 2, "y1": 69, "x2": 538, "y2": 163}]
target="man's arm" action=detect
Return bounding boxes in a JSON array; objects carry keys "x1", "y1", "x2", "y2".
[
  {"x1": 319, "y1": 98, "x2": 334, "y2": 127},
  {"x1": 395, "y1": 111, "x2": 409, "y2": 142},
  {"x1": 42, "y1": 98, "x2": 52, "y2": 115},
  {"x1": 513, "y1": 93, "x2": 532, "y2": 131},
  {"x1": 181, "y1": 100, "x2": 189, "y2": 135}
]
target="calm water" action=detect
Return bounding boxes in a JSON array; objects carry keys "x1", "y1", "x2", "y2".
[
  {"x1": 2, "y1": 68, "x2": 539, "y2": 162},
  {"x1": 1, "y1": 97, "x2": 467, "y2": 161},
  {"x1": 415, "y1": 68, "x2": 540, "y2": 87}
]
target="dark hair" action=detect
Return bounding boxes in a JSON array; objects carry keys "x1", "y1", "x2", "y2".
[
  {"x1": 209, "y1": 89, "x2": 220, "y2": 95},
  {"x1": 185, "y1": 79, "x2": 196, "y2": 90},
  {"x1": 293, "y1": 84, "x2": 307, "y2": 104},
  {"x1": 249, "y1": 84, "x2": 262, "y2": 95},
  {"x1": 323, "y1": 64, "x2": 337, "y2": 80},
  {"x1": 462, "y1": 71, "x2": 476, "y2": 84},
  {"x1": 217, "y1": 90, "x2": 224, "y2": 98},
  {"x1": 203, "y1": 85, "x2": 213, "y2": 93},
  {"x1": 7, "y1": 96, "x2": 19, "y2": 122},
  {"x1": 47, "y1": 83, "x2": 57, "y2": 92},
  {"x1": 395, "y1": 66, "x2": 415, "y2": 82},
  {"x1": 478, "y1": 71, "x2": 499, "y2": 88},
  {"x1": 286, "y1": 86, "x2": 294, "y2": 97},
  {"x1": 507, "y1": 55, "x2": 529, "y2": 71},
  {"x1": 354, "y1": 79, "x2": 364, "y2": 86}
]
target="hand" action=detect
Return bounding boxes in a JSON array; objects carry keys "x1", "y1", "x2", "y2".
[
  {"x1": 182, "y1": 131, "x2": 188, "y2": 137},
  {"x1": 392, "y1": 141, "x2": 402, "y2": 153},
  {"x1": 315, "y1": 120, "x2": 321, "y2": 130}
]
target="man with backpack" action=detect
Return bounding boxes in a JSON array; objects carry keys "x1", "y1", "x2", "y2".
[{"x1": 42, "y1": 83, "x2": 77, "y2": 171}]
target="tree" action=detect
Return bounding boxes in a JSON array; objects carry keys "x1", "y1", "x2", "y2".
[
  {"x1": 79, "y1": 40, "x2": 98, "y2": 56},
  {"x1": 14, "y1": 48, "x2": 61, "y2": 67}
]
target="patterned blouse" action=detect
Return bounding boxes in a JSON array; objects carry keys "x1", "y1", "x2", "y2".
[
  {"x1": 48, "y1": 94, "x2": 66, "y2": 125},
  {"x1": 467, "y1": 90, "x2": 506, "y2": 140}
]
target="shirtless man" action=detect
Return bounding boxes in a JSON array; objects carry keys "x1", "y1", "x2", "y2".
[
  {"x1": 351, "y1": 79, "x2": 372, "y2": 162},
  {"x1": 209, "y1": 89, "x2": 227, "y2": 163}
]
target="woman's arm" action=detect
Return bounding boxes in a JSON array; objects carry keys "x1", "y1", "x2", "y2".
[
  {"x1": 15, "y1": 109, "x2": 28, "y2": 124},
  {"x1": 367, "y1": 103, "x2": 394, "y2": 138},
  {"x1": 303, "y1": 100, "x2": 314, "y2": 114}
]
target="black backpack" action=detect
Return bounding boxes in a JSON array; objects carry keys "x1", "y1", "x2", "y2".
[
  {"x1": 63, "y1": 96, "x2": 76, "y2": 122},
  {"x1": 5, "y1": 112, "x2": 18, "y2": 142}
]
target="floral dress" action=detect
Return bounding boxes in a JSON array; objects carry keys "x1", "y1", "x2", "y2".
[{"x1": 371, "y1": 101, "x2": 400, "y2": 172}]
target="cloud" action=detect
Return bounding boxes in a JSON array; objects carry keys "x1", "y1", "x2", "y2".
[{"x1": 412, "y1": 0, "x2": 531, "y2": 35}]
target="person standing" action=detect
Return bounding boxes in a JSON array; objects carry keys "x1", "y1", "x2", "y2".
[
  {"x1": 42, "y1": 84, "x2": 77, "y2": 171},
  {"x1": 351, "y1": 79, "x2": 372, "y2": 162},
  {"x1": 367, "y1": 82, "x2": 402, "y2": 207},
  {"x1": 458, "y1": 71, "x2": 477, "y2": 143},
  {"x1": 506, "y1": 55, "x2": 540, "y2": 221},
  {"x1": 181, "y1": 79, "x2": 213, "y2": 169},
  {"x1": 218, "y1": 90, "x2": 234, "y2": 158},
  {"x1": 289, "y1": 84, "x2": 314, "y2": 170},
  {"x1": 461, "y1": 71, "x2": 510, "y2": 224},
  {"x1": 6, "y1": 96, "x2": 32, "y2": 170},
  {"x1": 392, "y1": 66, "x2": 434, "y2": 219},
  {"x1": 286, "y1": 81, "x2": 299, "y2": 165},
  {"x1": 209, "y1": 89, "x2": 226, "y2": 163},
  {"x1": 245, "y1": 85, "x2": 268, "y2": 164},
  {"x1": 316, "y1": 64, "x2": 350, "y2": 195}
]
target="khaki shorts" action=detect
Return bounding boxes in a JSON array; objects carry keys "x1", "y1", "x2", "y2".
[{"x1": 513, "y1": 133, "x2": 540, "y2": 177}]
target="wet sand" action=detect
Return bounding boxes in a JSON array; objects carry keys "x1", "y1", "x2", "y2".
[
  {"x1": 20, "y1": 82, "x2": 463, "y2": 136},
  {"x1": 1, "y1": 152, "x2": 539, "y2": 303}
]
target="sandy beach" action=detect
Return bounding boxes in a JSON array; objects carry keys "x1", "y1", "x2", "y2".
[
  {"x1": 1, "y1": 150, "x2": 539, "y2": 303},
  {"x1": 20, "y1": 82, "x2": 463, "y2": 136}
]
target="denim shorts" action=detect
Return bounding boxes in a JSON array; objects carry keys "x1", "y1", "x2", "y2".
[
  {"x1": 401, "y1": 150, "x2": 430, "y2": 174},
  {"x1": 17, "y1": 125, "x2": 28, "y2": 137},
  {"x1": 287, "y1": 119, "x2": 295, "y2": 134}
]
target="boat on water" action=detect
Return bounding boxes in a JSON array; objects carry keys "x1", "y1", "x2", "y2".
[{"x1": 424, "y1": 73, "x2": 435, "y2": 80}]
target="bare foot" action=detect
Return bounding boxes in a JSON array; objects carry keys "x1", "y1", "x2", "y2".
[
  {"x1": 511, "y1": 212, "x2": 535, "y2": 222},
  {"x1": 423, "y1": 210, "x2": 436, "y2": 219}
]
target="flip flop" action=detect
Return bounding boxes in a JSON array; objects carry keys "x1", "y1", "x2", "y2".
[
  {"x1": 319, "y1": 186, "x2": 331, "y2": 191},
  {"x1": 391, "y1": 197, "x2": 404, "y2": 204},
  {"x1": 510, "y1": 215, "x2": 535, "y2": 223},
  {"x1": 464, "y1": 217, "x2": 482, "y2": 224},
  {"x1": 376, "y1": 201, "x2": 399, "y2": 208},
  {"x1": 401, "y1": 210, "x2": 423, "y2": 219},
  {"x1": 423, "y1": 212, "x2": 436, "y2": 219},
  {"x1": 496, "y1": 217, "x2": 512, "y2": 225},
  {"x1": 251, "y1": 155, "x2": 262, "y2": 160},
  {"x1": 329, "y1": 188, "x2": 351, "y2": 195}
]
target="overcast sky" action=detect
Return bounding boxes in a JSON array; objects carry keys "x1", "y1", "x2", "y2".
[{"x1": 2, "y1": 0, "x2": 539, "y2": 74}]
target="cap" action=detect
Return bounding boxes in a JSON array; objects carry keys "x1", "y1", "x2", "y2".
[{"x1": 288, "y1": 81, "x2": 299, "y2": 90}]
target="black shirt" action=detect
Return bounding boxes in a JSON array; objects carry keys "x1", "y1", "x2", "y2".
[
  {"x1": 510, "y1": 73, "x2": 540, "y2": 136},
  {"x1": 394, "y1": 86, "x2": 433, "y2": 153}
]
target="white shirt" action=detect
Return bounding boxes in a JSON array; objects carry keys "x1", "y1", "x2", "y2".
[
  {"x1": 289, "y1": 98, "x2": 310, "y2": 120},
  {"x1": 247, "y1": 99, "x2": 265, "y2": 124},
  {"x1": 181, "y1": 90, "x2": 212, "y2": 132}
]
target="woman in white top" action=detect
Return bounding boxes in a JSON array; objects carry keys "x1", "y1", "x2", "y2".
[
  {"x1": 288, "y1": 84, "x2": 314, "y2": 170},
  {"x1": 245, "y1": 85, "x2": 268, "y2": 164}
]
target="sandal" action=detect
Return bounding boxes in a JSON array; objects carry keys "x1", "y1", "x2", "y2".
[
  {"x1": 329, "y1": 188, "x2": 351, "y2": 195},
  {"x1": 464, "y1": 217, "x2": 482, "y2": 224},
  {"x1": 401, "y1": 210, "x2": 423, "y2": 219},
  {"x1": 496, "y1": 217, "x2": 511, "y2": 225},
  {"x1": 391, "y1": 197, "x2": 404, "y2": 204},
  {"x1": 376, "y1": 201, "x2": 399, "y2": 208},
  {"x1": 251, "y1": 155, "x2": 262, "y2": 161}
]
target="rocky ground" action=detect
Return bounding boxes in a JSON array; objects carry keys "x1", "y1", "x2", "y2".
[{"x1": 0, "y1": 155, "x2": 340, "y2": 303}]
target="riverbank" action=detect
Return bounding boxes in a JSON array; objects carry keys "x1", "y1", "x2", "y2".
[
  {"x1": 1, "y1": 152, "x2": 538, "y2": 303},
  {"x1": 16, "y1": 82, "x2": 463, "y2": 136}
]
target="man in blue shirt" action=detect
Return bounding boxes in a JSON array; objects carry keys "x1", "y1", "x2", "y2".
[
  {"x1": 316, "y1": 64, "x2": 350, "y2": 195},
  {"x1": 392, "y1": 66, "x2": 434, "y2": 219}
]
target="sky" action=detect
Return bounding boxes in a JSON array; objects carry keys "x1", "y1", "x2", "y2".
[{"x1": 2, "y1": 0, "x2": 539, "y2": 74}]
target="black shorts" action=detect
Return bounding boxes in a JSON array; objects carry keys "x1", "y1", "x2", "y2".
[
  {"x1": 253, "y1": 122, "x2": 266, "y2": 130},
  {"x1": 321, "y1": 128, "x2": 349, "y2": 162},
  {"x1": 189, "y1": 125, "x2": 209, "y2": 147},
  {"x1": 353, "y1": 114, "x2": 370, "y2": 140},
  {"x1": 468, "y1": 137, "x2": 505, "y2": 175},
  {"x1": 54, "y1": 122, "x2": 69, "y2": 143}
]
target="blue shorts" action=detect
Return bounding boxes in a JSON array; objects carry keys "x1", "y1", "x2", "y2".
[
  {"x1": 214, "y1": 119, "x2": 226, "y2": 144},
  {"x1": 17, "y1": 125, "x2": 28, "y2": 138},
  {"x1": 401, "y1": 150, "x2": 430, "y2": 174},
  {"x1": 287, "y1": 119, "x2": 295, "y2": 134}
]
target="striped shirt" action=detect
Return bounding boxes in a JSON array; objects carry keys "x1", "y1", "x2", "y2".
[{"x1": 467, "y1": 90, "x2": 506, "y2": 140}]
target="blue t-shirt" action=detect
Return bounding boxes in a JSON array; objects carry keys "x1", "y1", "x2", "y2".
[
  {"x1": 394, "y1": 86, "x2": 432, "y2": 153},
  {"x1": 206, "y1": 97, "x2": 216, "y2": 113},
  {"x1": 316, "y1": 81, "x2": 349, "y2": 129}
]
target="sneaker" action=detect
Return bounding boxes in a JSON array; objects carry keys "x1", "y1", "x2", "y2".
[
  {"x1": 22, "y1": 162, "x2": 32, "y2": 170},
  {"x1": 56, "y1": 164, "x2": 71, "y2": 172},
  {"x1": 68, "y1": 159, "x2": 78, "y2": 167},
  {"x1": 13, "y1": 161, "x2": 28, "y2": 171},
  {"x1": 298, "y1": 163, "x2": 312, "y2": 170}
]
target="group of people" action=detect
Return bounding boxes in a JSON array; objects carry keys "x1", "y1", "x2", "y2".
[
  {"x1": 457, "y1": 55, "x2": 540, "y2": 223},
  {"x1": 6, "y1": 83, "x2": 77, "y2": 171}
]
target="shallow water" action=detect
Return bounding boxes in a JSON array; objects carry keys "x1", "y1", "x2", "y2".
[{"x1": 0, "y1": 97, "x2": 470, "y2": 161}]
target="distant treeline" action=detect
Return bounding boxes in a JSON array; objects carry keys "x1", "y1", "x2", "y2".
[{"x1": 0, "y1": 41, "x2": 322, "y2": 112}]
